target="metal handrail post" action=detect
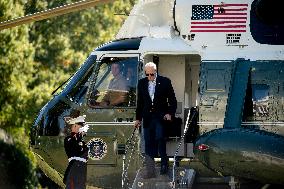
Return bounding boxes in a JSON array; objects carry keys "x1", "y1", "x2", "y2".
[{"x1": 171, "y1": 108, "x2": 197, "y2": 188}]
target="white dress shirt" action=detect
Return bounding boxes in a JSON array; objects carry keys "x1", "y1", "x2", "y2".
[{"x1": 148, "y1": 78, "x2": 156, "y2": 101}]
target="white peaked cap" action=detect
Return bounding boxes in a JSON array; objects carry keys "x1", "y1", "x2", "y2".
[{"x1": 67, "y1": 115, "x2": 86, "y2": 125}]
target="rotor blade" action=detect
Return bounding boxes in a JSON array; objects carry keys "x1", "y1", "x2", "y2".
[{"x1": 0, "y1": 0, "x2": 115, "y2": 30}]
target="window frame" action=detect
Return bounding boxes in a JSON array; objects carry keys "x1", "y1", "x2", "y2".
[{"x1": 86, "y1": 53, "x2": 141, "y2": 109}]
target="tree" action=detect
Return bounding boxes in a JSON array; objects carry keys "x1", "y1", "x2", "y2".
[
  {"x1": 0, "y1": 1, "x2": 39, "y2": 188},
  {"x1": 0, "y1": 0, "x2": 136, "y2": 187},
  {"x1": 0, "y1": 0, "x2": 35, "y2": 135}
]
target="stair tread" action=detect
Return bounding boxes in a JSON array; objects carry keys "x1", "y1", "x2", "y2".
[{"x1": 132, "y1": 166, "x2": 196, "y2": 189}]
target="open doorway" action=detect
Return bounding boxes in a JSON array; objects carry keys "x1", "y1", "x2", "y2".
[{"x1": 143, "y1": 54, "x2": 200, "y2": 157}]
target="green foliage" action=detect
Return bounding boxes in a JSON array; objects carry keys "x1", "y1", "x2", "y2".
[
  {"x1": 26, "y1": 0, "x2": 136, "y2": 71},
  {"x1": 1, "y1": 0, "x2": 136, "y2": 136},
  {"x1": 0, "y1": 0, "x2": 136, "y2": 187},
  {"x1": 0, "y1": 140, "x2": 38, "y2": 188},
  {"x1": 0, "y1": 0, "x2": 35, "y2": 131}
]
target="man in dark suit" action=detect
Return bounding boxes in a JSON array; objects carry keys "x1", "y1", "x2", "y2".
[{"x1": 134, "y1": 62, "x2": 177, "y2": 176}]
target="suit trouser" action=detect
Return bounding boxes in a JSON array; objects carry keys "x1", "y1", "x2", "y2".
[{"x1": 143, "y1": 115, "x2": 168, "y2": 166}]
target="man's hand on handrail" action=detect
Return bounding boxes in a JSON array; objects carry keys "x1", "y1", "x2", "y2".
[{"x1": 134, "y1": 120, "x2": 141, "y2": 128}]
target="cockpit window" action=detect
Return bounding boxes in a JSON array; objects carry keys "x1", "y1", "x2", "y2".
[
  {"x1": 88, "y1": 57, "x2": 138, "y2": 108},
  {"x1": 68, "y1": 66, "x2": 94, "y2": 104}
]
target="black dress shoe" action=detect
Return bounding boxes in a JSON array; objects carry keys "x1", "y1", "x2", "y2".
[{"x1": 160, "y1": 165, "x2": 168, "y2": 175}]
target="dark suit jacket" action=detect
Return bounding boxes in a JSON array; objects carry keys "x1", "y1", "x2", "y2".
[{"x1": 136, "y1": 75, "x2": 177, "y2": 128}]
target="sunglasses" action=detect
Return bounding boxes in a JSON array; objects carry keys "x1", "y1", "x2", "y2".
[
  {"x1": 145, "y1": 73, "x2": 155, "y2": 77},
  {"x1": 77, "y1": 122, "x2": 85, "y2": 126}
]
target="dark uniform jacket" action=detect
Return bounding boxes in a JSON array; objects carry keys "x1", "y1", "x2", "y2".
[
  {"x1": 136, "y1": 75, "x2": 177, "y2": 128},
  {"x1": 63, "y1": 132, "x2": 88, "y2": 186},
  {"x1": 64, "y1": 132, "x2": 88, "y2": 159}
]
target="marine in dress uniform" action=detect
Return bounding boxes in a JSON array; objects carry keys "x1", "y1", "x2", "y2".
[{"x1": 64, "y1": 115, "x2": 89, "y2": 189}]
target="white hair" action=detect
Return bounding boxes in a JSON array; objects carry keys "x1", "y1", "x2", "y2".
[{"x1": 145, "y1": 62, "x2": 157, "y2": 70}]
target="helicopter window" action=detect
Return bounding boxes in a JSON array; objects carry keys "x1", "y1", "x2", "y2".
[
  {"x1": 88, "y1": 57, "x2": 138, "y2": 108},
  {"x1": 67, "y1": 64, "x2": 95, "y2": 104},
  {"x1": 252, "y1": 84, "x2": 269, "y2": 117},
  {"x1": 243, "y1": 83, "x2": 270, "y2": 121},
  {"x1": 206, "y1": 69, "x2": 226, "y2": 91},
  {"x1": 250, "y1": 0, "x2": 284, "y2": 44}
]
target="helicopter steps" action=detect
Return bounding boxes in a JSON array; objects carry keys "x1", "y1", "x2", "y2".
[{"x1": 132, "y1": 167, "x2": 195, "y2": 189}]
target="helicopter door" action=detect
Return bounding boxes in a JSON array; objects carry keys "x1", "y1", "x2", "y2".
[
  {"x1": 242, "y1": 61, "x2": 284, "y2": 135},
  {"x1": 199, "y1": 61, "x2": 234, "y2": 134},
  {"x1": 85, "y1": 54, "x2": 140, "y2": 167}
]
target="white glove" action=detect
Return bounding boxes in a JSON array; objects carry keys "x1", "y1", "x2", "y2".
[{"x1": 79, "y1": 124, "x2": 89, "y2": 133}]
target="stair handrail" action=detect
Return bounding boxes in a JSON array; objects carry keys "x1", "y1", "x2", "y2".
[
  {"x1": 171, "y1": 107, "x2": 198, "y2": 188},
  {"x1": 122, "y1": 127, "x2": 139, "y2": 189}
]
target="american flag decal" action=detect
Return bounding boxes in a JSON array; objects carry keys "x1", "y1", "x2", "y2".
[{"x1": 190, "y1": 4, "x2": 248, "y2": 32}]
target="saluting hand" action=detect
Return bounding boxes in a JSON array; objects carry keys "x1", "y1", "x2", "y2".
[{"x1": 79, "y1": 124, "x2": 89, "y2": 134}]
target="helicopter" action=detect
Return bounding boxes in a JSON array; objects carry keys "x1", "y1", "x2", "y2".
[{"x1": 2, "y1": 0, "x2": 284, "y2": 188}]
